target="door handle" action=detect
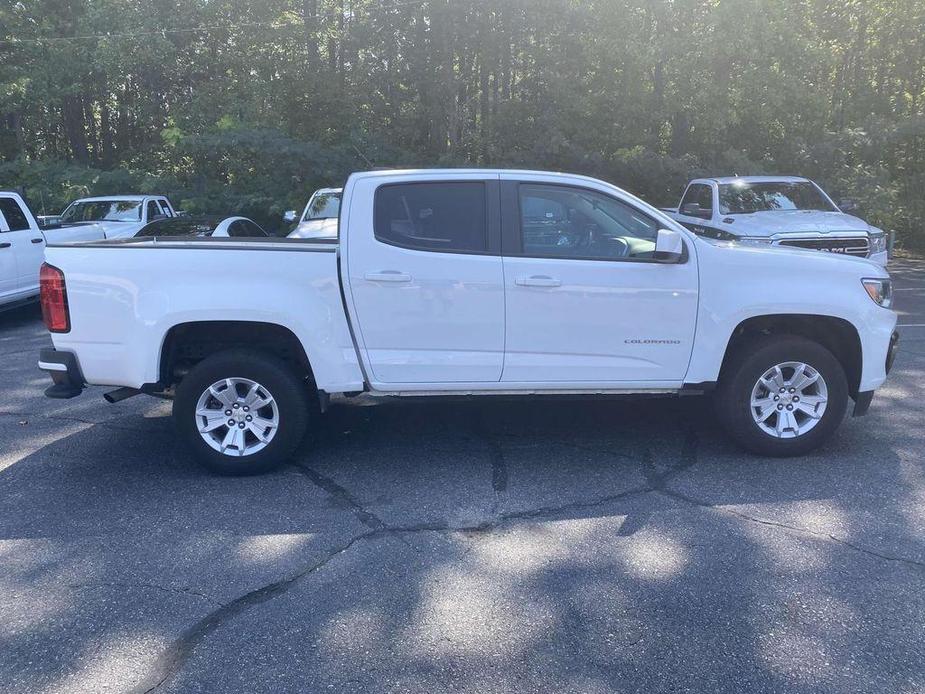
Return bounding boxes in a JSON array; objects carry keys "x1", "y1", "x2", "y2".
[
  {"x1": 32, "y1": 238, "x2": 44, "y2": 244},
  {"x1": 0, "y1": 242, "x2": 10, "y2": 249},
  {"x1": 515, "y1": 275, "x2": 561, "y2": 287},
  {"x1": 365, "y1": 271, "x2": 412, "y2": 283}
]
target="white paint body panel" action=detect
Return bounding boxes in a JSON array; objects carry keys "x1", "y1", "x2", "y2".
[
  {"x1": 496, "y1": 171, "x2": 698, "y2": 383},
  {"x1": 342, "y1": 172, "x2": 504, "y2": 384},
  {"x1": 44, "y1": 241, "x2": 363, "y2": 392},
  {"x1": 42, "y1": 169, "x2": 897, "y2": 402}
]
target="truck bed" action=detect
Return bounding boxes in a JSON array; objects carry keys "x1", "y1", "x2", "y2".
[{"x1": 43, "y1": 237, "x2": 363, "y2": 393}]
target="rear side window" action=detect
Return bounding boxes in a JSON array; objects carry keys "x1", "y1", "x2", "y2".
[
  {"x1": 146, "y1": 200, "x2": 161, "y2": 220},
  {"x1": 0, "y1": 198, "x2": 31, "y2": 231},
  {"x1": 374, "y1": 182, "x2": 487, "y2": 253}
]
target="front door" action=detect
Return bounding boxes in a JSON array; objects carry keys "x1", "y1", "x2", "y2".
[
  {"x1": 0, "y1": 210, "x2": 18, "y2": 300},
  {"x1": 0, "y1": 198, "x2": 44, "y2": 297},
  {"x1": 345, "y1": 175, "x2": 504, "y2": 384},
  {"x1": 500, "y1": 180, "x2": 698, "y2": 384}
]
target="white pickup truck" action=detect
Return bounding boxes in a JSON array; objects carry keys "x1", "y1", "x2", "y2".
[
  {"x1": 1, "y1": 191, "x2": 106, "y2": 311},
  {"x1": 664, "y1": 176, "x2": 889, "y2": 266},
  {"x1": 58, "y1": 195, "x2": 178, "y2": 239},
  {"x1": 37, "y1": 169, "x2": 899, "y2": 474}
]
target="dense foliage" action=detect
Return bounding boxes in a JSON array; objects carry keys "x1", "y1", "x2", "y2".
[{"x1": 1, "y1": 0, "x2": 923, "y2": 242}]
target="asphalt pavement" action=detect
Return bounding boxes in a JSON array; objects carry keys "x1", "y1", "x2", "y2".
[{"x1": 1, "y1": 259, "x2": 923, "y2": 693}]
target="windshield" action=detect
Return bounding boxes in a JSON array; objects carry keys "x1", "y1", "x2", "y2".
[
  {"x1": 61, "y1": 200, "x2": 143, "y2": 223},
  {"x1": 302, "y1": 192, "x2": 341, "y2": 221},
  {"x1": 718, "y1": 182, "x2": 837, "y2": 215}
]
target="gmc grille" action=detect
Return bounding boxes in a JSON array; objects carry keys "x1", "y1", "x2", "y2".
[{"x1": 777, "y1": 237, "x2": 870, "y2": 257}]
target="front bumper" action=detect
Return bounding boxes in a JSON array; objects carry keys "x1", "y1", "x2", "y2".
[
  {"x1": 886, "y1": 330, "x2": 899, "y2": 374},
  {"x1": 38, "y1": 348, "x2": 84, "y2": 399},
  {"x1": 868, "y1": 250, "x2": 889, "y2": 267},
  {"x1": 853, "y1": 330, "x2": 899, "y2": 416}
]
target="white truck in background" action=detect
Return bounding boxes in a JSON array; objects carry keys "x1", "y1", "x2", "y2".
[
  {"x1": 0, "y1": 191, "x2": 106, "y2": 310},
  {"x1": 285, "y1": 187, "x2": 341, "y2": 239},
  {"x1": 664, "y1": 176, "x2": 889, "y2": 266},
  {"x1": 58, "y1": 195, "x2": 178, "y2": 239},
  {"x1": 38, "y1": 169, "x2": 898, "y2": 475}
]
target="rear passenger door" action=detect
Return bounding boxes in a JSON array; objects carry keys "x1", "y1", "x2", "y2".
[{"x1": 345, "y1": 174, "x2": 504, "y2": 385}]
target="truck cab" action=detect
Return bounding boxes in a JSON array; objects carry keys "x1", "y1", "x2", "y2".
[{"x1": 667, "y1": 176, "x2": 889, "y2": 266}]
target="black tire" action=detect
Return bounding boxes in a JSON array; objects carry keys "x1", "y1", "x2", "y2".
[
  {"x1": 715, "y1": 335, "x2": 849, "y2": 457},
  {"x1": 173, "y1": 349, "x2": 309, "y2": 475}
]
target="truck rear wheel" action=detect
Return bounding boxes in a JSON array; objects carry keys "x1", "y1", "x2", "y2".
[
  {"x1": 715, "y1": 335, "x2": 849, "y2": 456},
  {"x1": 173, "y1": 350, "x2": 309, "y2": 475}
]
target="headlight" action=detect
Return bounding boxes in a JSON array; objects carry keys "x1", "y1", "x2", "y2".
[
  {"x1": 869, "y1": 232, "x2": 887, "y2": 255},
  {"x1": 862, "y1": 278, "x2": 893, "y2": 308}
]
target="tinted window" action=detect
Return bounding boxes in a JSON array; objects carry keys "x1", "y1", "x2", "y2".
[
  {"x1": 374, "y1": 182, "x2": 487, "y2": 253},
  {"x1": 718, "y1": 181, "x2": 837, "y2": 214},
  {"x1": 157, "y1": 200, "x2": 173, "y2": 217},
  {"x1": 135, "y1": 217, "x2": 217, "y2": 237},
  {"x1": 61, "y1": 200, "x2": 142, "y2": 223},
  {"x1": 146, "y1": 200, "x2": 162, "y2": 220},
  {"x1": 680, "y1": 184, "x2": 712, "y2": 213},
  {"x1": 227, "y1": 220, "x2": 267, "y2": 237},
  {"x1": 0, "y1": 198, "x2": 31, "y2": 231},
  {"x1": 519, "y1": 185, "x2": 659, "y2": 261}
]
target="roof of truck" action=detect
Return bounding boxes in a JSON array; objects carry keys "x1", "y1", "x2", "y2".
[
  {"x1": 701, "y1": 176, "x2": 811, "y2": 185},
  {"x1": 71, "y1": 195, "x2": 167, "y2": 202}
]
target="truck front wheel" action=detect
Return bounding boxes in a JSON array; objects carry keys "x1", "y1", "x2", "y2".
[
  {"x1": 715, "y1": 335, "x2": 849, "y2": 456},
  {"x1": 173, "y1": 350, "x2": 309, "y2": 475}
]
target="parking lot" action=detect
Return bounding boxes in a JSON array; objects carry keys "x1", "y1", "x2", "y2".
[{"x1": 0, "y1": 259, "x2": 921, "y2": 693}]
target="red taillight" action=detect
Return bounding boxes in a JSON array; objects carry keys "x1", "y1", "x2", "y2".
[{"x1": 40, "y1": 263, "x2": 70, "y2": 333}]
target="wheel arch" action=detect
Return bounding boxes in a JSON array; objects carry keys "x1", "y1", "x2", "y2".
[
  {"x1": 157, "y1": 320, "x2": 315, "y2": 387},
  {"x1": 719, "y1": 314, "x2": 862, "y2": 398}
]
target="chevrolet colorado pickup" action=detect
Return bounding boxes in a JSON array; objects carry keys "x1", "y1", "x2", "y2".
[
  {"x1": 664, "y1": 176, "x2": 889, "y2": 266},
  {"x1": 37, "y1": 169, "x2": 899, "y2": 474}
]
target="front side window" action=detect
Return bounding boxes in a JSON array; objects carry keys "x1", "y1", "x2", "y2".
[
  {"x1": 374, "y1": 182, "x2": 487, "y2": 253},
  {"x1": 0, "y1": 198, "x2": 31, "y2": 231},
  {"x1": 680, "y1": 184, "x2": 712, "y2": 212},
  {"x1": 719, "y1": 181, "x2": 837, "y2": 214},
  {"x1": 303, "y1": 192, "x2": 341, "y2": 221},
  {"x1": 518, "y1": 184, "x2": 659, "y2": 261},
  {"x1": 61, "y1": 200, "x2": 142, "y2": 223}
]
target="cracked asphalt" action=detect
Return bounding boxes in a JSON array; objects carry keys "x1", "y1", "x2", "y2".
[{"x1": 1, "y1": 259, "x2": 923, "y2": 693}]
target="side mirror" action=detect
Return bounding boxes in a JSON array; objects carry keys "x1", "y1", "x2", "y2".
[
  {"x1": 655, "y1": 229, "x2": 684, "y2": 263},
  {"x1": 838, "y1": 199, "x2": 858, "y2": 213},
  {"x1": 283, "y1": 210, "x2": 298, "y2": 223}
]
